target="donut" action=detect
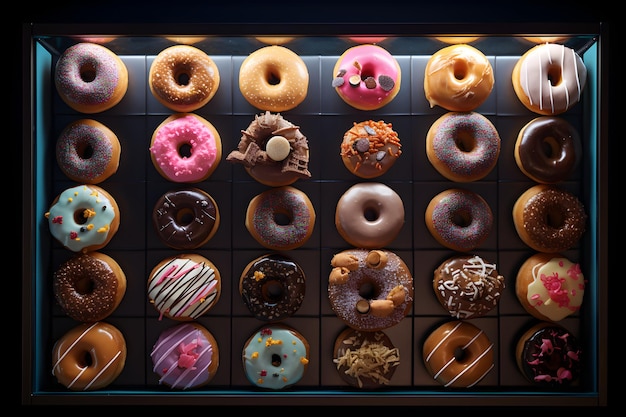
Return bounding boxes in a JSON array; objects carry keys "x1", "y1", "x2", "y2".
[
  {"x1": 255, "y1": 36, "x2": 295, "y2": 45},
  {"x1": 426, "y1": 111, "x2": 500, "y2": 182},
  {"x1": 331, "y1": 44, "x2": 401, "y2": 111},
  {"x1": 238, "y1": 253, "x2": 306, "y2": 322},
  {"x1": 347, "y1": 36, "x2": 388, "y2": 44},
  {"x1": 340, "y1": 120, "x2": 402, "y2": 179},
  {"x1": 150, "y1": 113, "x2": 222, "y2": 183},
  {"x1": 53, "y1": 252, "x2": 127, "y2": 322},
  {"x1": 335, "y1": 182, "x2": 404, "y2": 249},
  {"x1": 435, "y1": 36, "x2": 480, "y2": 44},
  {"x1": 516, "y1": 322, "x2": 581, "y2": 387},
  {"x1": 425, "y1": 188, "x2": 493, "y2": 252},
  {"x1": 424, "y1": 44, "x2": 494, "y2": 112},
  {"x1": 149, "y1": 45, "x2": 220, "y2": 113},
  {"x1": 522, "y1": 37, "x2": 569, "y2": 44},
  {"x1": 150, "y1": 322, "x2": 220, "y2": 390},
  {"x1": 245, "y1": 186, "x2": 316, "y2": 251},
  {"x1": 238, "y1": 45, "x2": 309, "y2": 112},
  {"x1": 148, "y1": 253, "x2": 221, "y2": 321},
  {"x1": 512, "y1": 43, "x2": 587, "y2": 115},
  {"x1": 152, "y1": 187, "x2": 220, "y2": 250},
  {"x1": 433, "y1": 254, "x2": 505, "y2": 319},
  {"x1": 514, "y1": 116, "x2": 582, "y2": 183},
  {"x1": 512, "y1": 184, "x2": 587, "y2": 253},
  {"x1": 515, "y1": 253, "x2": 585, "y2": 322},
  {"x1": 422, "y1": 320, "x2": 494, "y2": 388},
  {"x1": 54, "y1": 42, "x2": 128, "y2": 114},
  {"x1": 56, "y1": 119, "x2": 121, "y2": 184},
  {"x1": 328, "y1": 249, "x2": 413, "y2": 332},
  {"x1": 333, "y1": 327, "x2": 400, "y2": 389},
  {"x1": 45, "y1": 184, "x2": 120, "y2": 253},
  {"x1": 165, "y1": 37, "x2": 207, "y2": 45},
  {"x1": 52, "y1": 321, "x2": 127, "y2": 391},
  {"x1": 242, "y1": 324, "x2": 310, "y2": 390},
  {"x1": 226, "y1": 111, "x2": 311, "y2": 187}
]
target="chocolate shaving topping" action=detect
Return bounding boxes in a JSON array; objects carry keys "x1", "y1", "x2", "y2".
[
  {"x1": 352, "y1": 60, "x2": 362, "y2": 71},
  {"x1": 364, "y1": 76, "x2": 376, "y2": 89},
  {"x1": 354, "y1": 138, "x2": 370, "y2": 153},
  {"x1": 364, "y1": 125, "x2": 376, "y2": 135},
  {"x1": 375, "y1": 150, "x2": 386, "y2": 161},
  {"x1": 378, "y1": 75, "x2": 395, "y2": 92},
  {"x1": 332, "y1": 77, "x2": 345, "y2": 88},
  {"x1": 336, "y1": 68, "x2": 347, "y2": 77}
]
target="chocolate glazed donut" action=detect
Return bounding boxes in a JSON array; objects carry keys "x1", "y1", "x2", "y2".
[{"x1": 152, "y1": 188, "x2": 220, "y2": 250}]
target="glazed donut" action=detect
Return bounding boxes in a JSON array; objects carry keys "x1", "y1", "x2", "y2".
[
  {"x1": 255, "y1": 36, "x2": 295, "y2": 45},
  {"x1": 165, "y1": 36, "x2": 207, "y2": 45},
  {"x1": 56, "y1": 119, "x2": 121, "y2": 184},
  {"x1": 151, "y1": 322, "x2": 220, "y2": 389},
  {"x1": 333, "y1": 327, "x2": 400, "y2": 389},
  {"x1": 331, "y1": 44, "x2": 401, "y2": 111},
  {"x1": 422, "y1": 320, "x2": 494, "y2": 388},
  {"x1": 515, "y1": 253, "x2": 585, "y2": 322},
  {"x1": 512, "y1": 184, "x2": 587, "y2": 253},
  {"x1": 242, "y1": 324, "x2": 310, "y2": 390},
  {"x1": 433, "y1": 254, "x2": 505, "y2": 319},
  {"x1": 45, "y1": 184, "x2": 120, "y2": 253},
  {"x1": 55, "y1": 42, "x2": 128, "y2": 114},
  {"x1": 245, "y1": 186, "x2": 316, "y2": 251},
  {"x1": 426, "y1": 112, "x2": 500, "y2": 182},
  {"x1": 226, "y1": 111, "x2": 311, "y2": 187},
  {"x1": 340, "y1": 120, "x2": 402, "y2": 179},
  {"x1": 52, "y1": 321, "x2": 127, "y2": 391},
  {"x1": 53, "y1": 252, "x2": 126, "y2": 322},
  {"x1": 149, "y1": 45, "x2": 220, "y2": 113},
  {"x1": 425, "y1": 188, "x2": 493, "y2": 252},
  {"x1": 512, "y1": 43, "x2": 587, "y2": 115},
  {"x1": 148, "y1": 253, "x2": 221, "y2": 321},
  {"x1": 424, "y1": 44, "x2": 494, "y2": 112},
  {"x1": 239, "y1": 45, "x2": 309, "y2": 112},
  {"x1": 152, "y1": 188, "x2": 220, "y2": 250},
  {"x1": 150, "y1": 113, "x2": 222, "y2": 183},
  {"x1": 238, "y1": 253, "x2": 306, "y2": 322},
  {"x1": 435, "y1": 36, "x2": 480, "y2": 44},
  {"x1": 335, "y1": 182, "x2": 404, "y2": 249},
  {"x1": 516, "y1": 321, "x2": 581, "y2": 387},
  {"x1": 328, "y1": 249, "x2": 414, "y2": 332},
  {"x1": 514, "y1": 116, "x2": 582, "y2": 183},
  {"x1": 347, "y1": 36, "x2": 388, "y2": 44}
]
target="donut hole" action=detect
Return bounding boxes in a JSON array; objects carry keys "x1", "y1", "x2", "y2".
[
  {"x1": 271, "y1": 353, "x2": 282, "y2": 368},
  {"x1": 175, "y1": 207, "x2": 196, "y2": 226},
  {"x1": 358, "y1": 279, "x2": 380, "y2": 300},
  {"x1": 453, "y1": 346, "x2": 467, "y2": 362},
  {"x1": 454, "y1": 130, "x2": 477, "y2": 152},
  {"x1": 79, "y1": 63, "x2": 97, "y2": 83},
  {"x1": 75, "y1": 141, "x2": 95, "y2": 160},
  {"x1": 173, "y1": 68, "x2": 191, "y2": 87},
  {"x1": 74, "y1": 276, "x2": 95, "y2": 295},
  {"x1": 273, "y1": 211, "x2": 292, "y2": 226},
  {"x1": 178, "y1": 142, "x2": 193, "y2": 158},
  {"x1": 544, "y1": 206, "x2": 566, "y2": 229},
  {"x1": 546, "y1": 64, "x2": 563, "y2": 86},
  {"x1": 74, "y1": 208, "x2": 91, "y2": 225},
  {"x1": 78, "y1": 351, "x2": 95, "y2": 368},
  {"x1": 453, "y1": 60, "x2": 469, "y2": 80},
  {"x1": 363, "y1": 205, "x2": 380, "y2": 222},
  {"x1": 265, "y1": 68, "x2": 281, "y2": 85},
  {"x1": 261, "y1": 279, "x2": 284, "y2": 304},
  {"x1": 451, "y1": 209, "x2": 472, "y2": 228},
  {"x1": 541, "y1": 136, "x2": 562, "y2": 160}
]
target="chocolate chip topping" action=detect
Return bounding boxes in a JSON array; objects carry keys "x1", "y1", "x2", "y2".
[
  {"x1": 375, "y1": 150, "x2": 386, "y2": 161},
  {"x1": 364, "y1": 125, "x2": 376, "y2": 135},
  {"x1": 349, "y1": 75, "x2": 361, "y2": 87},
  {"x1": 354, "y1": 138, "x2": 370, "y2": 153},
  {"x1": 332, "y1": 77, "x2": 345, "y2": 88},
  {"x1": 378, "y1": 75, "x2": 395, "y2": 92},
  {"x1": 364, "y1": 76, "x2": 377, "y2": 89}
]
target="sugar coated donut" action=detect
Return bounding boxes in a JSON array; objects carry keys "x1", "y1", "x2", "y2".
[
  {"x1": 245, "y1": 186, "x2": 315, "y2": 251},
  {"x1": 335, "y1": 182, "x2": 404, "y2": 249},
  {"x1": 514, "y1": 116, "x2": 582, "y2": 183},
  {"x1": 53, "y1": 252, "x2": 126, "y2": 322},
  {"x1": 426, "y1": 112, "x2": 500, "y2": 182},
  {"x1": 151, "y1": 322, "x2": 219, "y2": 389},
  {"x1": 152, "y1": 188, "x2": 220, "y2": 250},
  {"x1": 332, "y1": 44, "x2": 401, "y2": 111},
  {"x1": 238, "y1": 253, "x2": 306, "y2": 322},
  {"x1": 150, "y1": 113, "x2": 222, "y2": 183},
  {"x1": 340, "y1": 120, "x2": 402, "y2": 178},
  {"x1": 226, "y1": 111, "x2": 311, "y2": 187},
  {"x1": 52, "y1": 321, "x2": 127, "y2": 391},
  {"x1": 328, "y1": 249, "x2": 413, "y2": 332},
  {"x1": 242, "y1": 324, "x2": 310, "y2": 390},
  {"x1": 149, "y1": 45, "x2": 220, "y2": 112},
  {"x1": 45, "y1": 184, "x2": 120, "y2": 253},
  {"x1": 512, "y1": 43, "x2": 587, "y2": 115},
  {"x1": 423, "y1": 320, "x2": 494, "y2": 388},
  {"x1": 148, "y1": 253, "x2": 221, "y2": 321},
  {"x1": 55, "y1": 42, "x2": 128, "y2": 114},
  {"x1": 516, "y1": 322, "x2": 581, "y2": 387},
  {"x1": 239, "y1": 45, "x2": 309, "y2": 112},
  {"x1": 512, "y1": 184, "x2": 586, "y2": 253},
  {"x1": 433, "y1": 254, "x2": 505, "y2": 320},
  {"x1": 333, "y1": 327, "x2": 400, "y2": 389},
  {"x1": 56, "y1": 119, "x2": 121, "y2": 184},
  {"x1": 515, "y1": 253, "x2": 585, "y2": 322},
  {"x1": 425, "y1": 188, "x2": 493, "y2": 252},
  {"x1": 424, "y1": 44, "x2": 494, "y2": 112}
]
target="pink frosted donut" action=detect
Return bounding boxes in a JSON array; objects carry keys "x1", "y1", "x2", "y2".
[
  {"x1": 150, "y1": 113, "x2": 222, "y2": 183},
  {"x1": 55, "y1": 43, "x2": 128, "y2": 114},
  {"x1": 332, "y1": 44, "x2": 401, "y2": 111},
  {"x1": 426, "y1": 112, "x2": 501, "y2": 182}
]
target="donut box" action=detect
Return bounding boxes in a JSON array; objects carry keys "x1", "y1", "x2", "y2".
[{"x1": 22, "y1": 26, "x2": 608, "y2": 406}]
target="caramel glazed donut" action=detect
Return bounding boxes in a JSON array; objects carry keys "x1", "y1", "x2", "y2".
[
  {"x1": 52, "y1": 321, "x2": 127, "y2": 391},
  {"x1": 328, "y1": 249, "x2": 414, "y2": 332}
]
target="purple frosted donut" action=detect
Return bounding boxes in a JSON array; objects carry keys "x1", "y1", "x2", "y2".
[{"x1": 426, "y1": 112, "x2": 500, "y2": 182}]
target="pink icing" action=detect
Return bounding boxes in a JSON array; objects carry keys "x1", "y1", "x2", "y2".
[{"x1": 150, "y1": 114, "x2": 220, "y2": 182}]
